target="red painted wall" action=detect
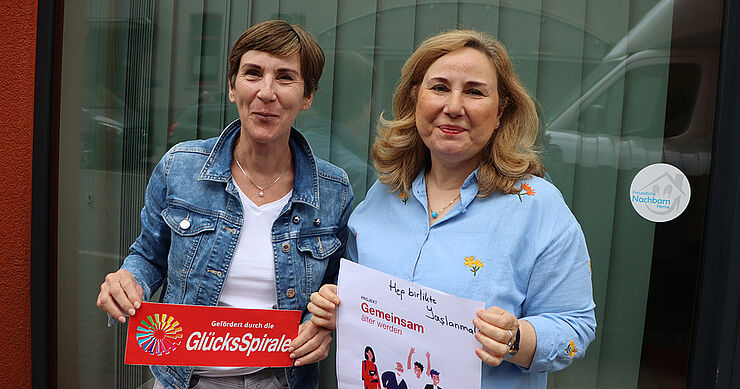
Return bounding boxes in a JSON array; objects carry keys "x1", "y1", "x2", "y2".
[{"x1": 0, "y1": 1, "x2": 38, "y2": 387}]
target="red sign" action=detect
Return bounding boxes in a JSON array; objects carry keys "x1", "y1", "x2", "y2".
[{"x1": 125, "y1": 302, "x2": 301, "y2": 367}]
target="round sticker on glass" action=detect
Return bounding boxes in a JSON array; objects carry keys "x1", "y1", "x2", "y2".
[{"x1": 630, "y1": 163, "x2": 690, "y2": 222}]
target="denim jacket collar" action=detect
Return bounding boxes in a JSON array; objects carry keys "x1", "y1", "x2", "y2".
[{"x1": 198, "y1": 119, "x2": 321, "y2": 209}]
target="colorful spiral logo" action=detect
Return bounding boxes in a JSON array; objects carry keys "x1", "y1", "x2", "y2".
[{"x1": 136, "y1": 313, "x2": 183, "y2": 356}]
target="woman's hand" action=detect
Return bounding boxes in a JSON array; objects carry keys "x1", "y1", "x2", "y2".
[
  {"x1": 96, "y1": 268, "x2": 144, "y2": 323},
  {"x1": 307, "y1": 284, "x2": 340, "y2": 330},
  {"x1": 473, "y1": 306, "x2": 519, "y2": 367},
  {"x1": 289, "y1": 321, "x2": 333, "y2": 366}
]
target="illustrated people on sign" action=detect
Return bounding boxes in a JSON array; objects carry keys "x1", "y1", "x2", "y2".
[
  {"x1": 406, "y1": 347, "x2": 432, "y2": 385},
  {"x1": 384, "y1": 347, "x2": 430, "y2": 389},
  {"x1": 381, "y1": 362, "x2": 409, "y2": 389},
  {"x1": 362, "y1": 346, "x2": 381, "y2": 389},
  {"x1": 308, "y1": 29, "x2": 596, "y2": 388},
  {"x1": 96, "y1": 20, "x2": 353, "y2": 389},
  {"x1": 424, "y1": 369, "x2": 442, "y2": 389}
]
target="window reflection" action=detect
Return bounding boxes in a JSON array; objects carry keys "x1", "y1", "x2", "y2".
[{"x1": 56, "y1": 1, "x2": 721, "y2": 388}]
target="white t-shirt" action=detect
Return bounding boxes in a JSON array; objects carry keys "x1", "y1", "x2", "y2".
[
  {"x1": 400, "y1": 368, "x2": 427, "y2": 389},
  {"x1": 194, "y1": 183, "x2": 291, "y2": 377}
]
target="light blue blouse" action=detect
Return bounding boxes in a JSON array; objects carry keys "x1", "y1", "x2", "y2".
[{"x1": 347, "y1": 168, "x2": 596, "y2": 388}]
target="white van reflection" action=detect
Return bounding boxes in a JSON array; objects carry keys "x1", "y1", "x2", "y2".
[
  {"x1": 540, "y1": 0, "x2": 715, "y2": 177},
  {"x1": 544, "y1": 47, "x2": 715, "y2": 177}
]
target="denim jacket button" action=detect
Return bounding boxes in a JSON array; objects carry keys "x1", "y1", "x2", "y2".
[
  {"x1": 281, "y1": 242, "x2": 291, "y2": 252},
  {"x1": 292, "y1": 216, "x2": 301, "y2": 224},
  {"x1": 179, "y1": 219, "x2": 191, "y2": 230},
  {"x1": 313, "y1": 218, "x2": 321, "y2": 226},
  {"x1": 286, "y1": 288, "x2": 296, "y2": 298}
]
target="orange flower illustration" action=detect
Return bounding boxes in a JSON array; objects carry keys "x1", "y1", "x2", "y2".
[
  {"x1": 565, "y1": 340, "x2": 578, "y2": 359},
  {"x1": 398, "y1": 191, "x2": 408, "y2": 204},
  {"x1": 515, "y1": 183, "x2": 536, "y2": 202},
  {"x1": 464, "y1": 256, "x2": 484, "y2": 276}
]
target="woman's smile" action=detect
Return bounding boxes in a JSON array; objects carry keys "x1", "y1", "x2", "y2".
[
  {"x1": 252, "y1": 111, "x2": 280, "y2": 119},
  {"x1": 438, "y1": 124, "x2": 466, "y2": 135}
]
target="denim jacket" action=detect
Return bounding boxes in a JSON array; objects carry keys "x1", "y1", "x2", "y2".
[{"x1": 121, "y1": 119, "x2": 354, "y2": 389}]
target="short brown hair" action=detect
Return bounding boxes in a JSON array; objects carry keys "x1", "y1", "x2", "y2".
[
  {"x1": 372, "y1": 30, "x2": 544, "y2": 197},
  {"x1": 228, "y1": 20, "x2": 324, "y2": 97}
]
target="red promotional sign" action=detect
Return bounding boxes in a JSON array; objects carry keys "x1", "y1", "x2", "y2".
[{"x1": 125, "y1": 302, "x2": 301, "y2": 367}]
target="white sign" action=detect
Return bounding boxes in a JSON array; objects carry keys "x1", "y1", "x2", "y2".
[
  {"x1": 630, "y1": 163, "x2": 691, "y2": 222},
  {"x1": 336, "y1": 259, "x2": 483, "y2": 389}
]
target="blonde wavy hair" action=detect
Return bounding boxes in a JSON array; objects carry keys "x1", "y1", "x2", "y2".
[{"x1": 372, "y1": 30, "x2": 544, "y2": 197}]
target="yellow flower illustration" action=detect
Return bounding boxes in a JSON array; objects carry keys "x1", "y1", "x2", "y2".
[
  {"x1": 565, "y1": 340, "x2": 578, "y2": 359},
  {"x1": 398, "y1": 191, "x2": 408, "y2": 204},
  {"x1": 464, "y1": 256, "x2": 484, "y2": 276}
]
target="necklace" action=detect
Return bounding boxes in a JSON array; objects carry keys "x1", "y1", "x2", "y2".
[
  {"x1": 234, "y1": 156, "x2": 290, "y2": 197},
  {"x1": 429, "y1": 192, "x2": 461, "y2": 218},
  {"x1": 426, "y1": 173, "x2": 461, "y2": 218}
]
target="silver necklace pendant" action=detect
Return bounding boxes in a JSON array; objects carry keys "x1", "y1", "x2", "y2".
[{"x1": 234, "y1": 156, "x2": 290, "y2": 198}]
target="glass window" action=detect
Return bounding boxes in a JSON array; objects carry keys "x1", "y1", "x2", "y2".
[{"x1": 56, "y1": 0, "x2": 721, "y2": 387}]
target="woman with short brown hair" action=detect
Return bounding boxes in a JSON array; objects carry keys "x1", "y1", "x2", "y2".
[{"x1": 97, "y1": 20, "x2": 353, "y2": 389}]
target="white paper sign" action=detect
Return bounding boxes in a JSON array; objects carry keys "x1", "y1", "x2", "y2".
[{"x1": 336, "y1": 259, "x2": 484, "y2": 389}]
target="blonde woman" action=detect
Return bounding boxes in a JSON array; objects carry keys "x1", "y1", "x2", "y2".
[{"x1": 309, "y1": 30, "x2": 595, "y2": 388}]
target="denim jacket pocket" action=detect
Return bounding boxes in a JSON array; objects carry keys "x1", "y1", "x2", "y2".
[
  {"x1": 297, "y1": 232, "x2": 342, "y2": 298},
  {"x1": 161, "y1": 204, "x2": 218, "y2": 236},
  {"x1": 296, "y1": 232, "x2": 341, "y2": 260},
  {"x1": 161, "y1": 203, "x2": 220, "y2": 303}
]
